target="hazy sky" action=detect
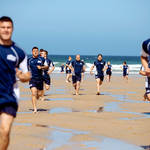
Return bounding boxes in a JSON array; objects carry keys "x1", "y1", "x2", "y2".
[{"x1": 1, "y1": 0, "x2": 150, "y2": 55}]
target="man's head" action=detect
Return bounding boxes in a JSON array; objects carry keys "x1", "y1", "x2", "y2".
[
  {"x1": 0, "y1": 16, "x2": 13, "y2": 43},
  {"x1": 107, "y1": 61, "x2": 110, "y2": 65},
  {"x1": 68, "y1": 56, "x2": 72, "y2": 61},
  {"x1": 40, "y1": 49, "x2": 44, "y2": 56},
  {"x1": 123, "y1": 61, "x2": 127, "y2": 65},
  {"x1": 97, "y1": 54, "x2": 102, "y2": 61},
  {"x1": 76, "y1": 54, "x2": 80, "y2": 61},
  {"x1": 32, "y1": 47, "x2": 39, "y2": 58}
]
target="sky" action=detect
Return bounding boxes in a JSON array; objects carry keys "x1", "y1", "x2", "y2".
[{"x1": 0, "y1": 0, "x2": 150, "y2": 56}]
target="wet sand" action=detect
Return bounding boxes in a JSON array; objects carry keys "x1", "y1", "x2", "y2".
[{"x1": 8, "y1": 73, "x2": 150, "y2": 150}]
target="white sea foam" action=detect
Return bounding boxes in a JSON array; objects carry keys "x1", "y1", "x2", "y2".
[{"x1": 52, "y1": 62, "x2": 141, "y2": 74}]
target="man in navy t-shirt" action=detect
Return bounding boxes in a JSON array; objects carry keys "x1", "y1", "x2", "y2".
[
  {"x1": 70, "y1": 55, "x2": 85, "y2": 95},
  {"x1": 28, "y1": 47, "x2": 48, "y2": 113},
  {"x1": 141, "y1": 38, "x2": 150, "y2": 100},
  {"x1": 121, "y1": 61, "x2": 129, "y2": 82},
  {"x1": 0, "y1": 16, "x2": 30, "y2": 150},
  {"x1": 90, "y1": 54, "x2": 106, "y2": 95}
]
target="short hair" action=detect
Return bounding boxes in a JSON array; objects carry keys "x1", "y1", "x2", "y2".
[
  {"x1": 40, "y1": 49, "x2": 44, "y2": 52},
  {"x1": 44, "y1": 50, "x2": 48, "y2": 55},
  {"x1": 0, "y1": 16, "x2": 13, "y2": 27},
  {"x1": 32, "y1": 47, "x2": 38, "y2": 51},
  {"x1": 124, "y1": 61, "x2": 127, "y2": 64},
  {"x1": 97, "y1": 54, "x2": 102, "y2": 58}
]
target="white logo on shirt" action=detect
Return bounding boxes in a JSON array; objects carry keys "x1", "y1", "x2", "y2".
[
  {"x1": 7, "y1": 54, "x2": 16, "y2": 62},
  {"x1": 38, "y1": 60, "x2": 42, "y2": 63}
]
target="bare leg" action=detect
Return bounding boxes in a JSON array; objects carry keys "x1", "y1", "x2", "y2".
[
  {"x1": 76, "y1": 81, "x2": 80, "y2": 95},
  {"x1": 31, "y1": 87, "x2": 38, "y2": 113},
  {"x1": 96, "y1": 78, "x2": 100, "y2": 94},
  {"x1": 147, "y1": 94, "x2": 150, "y2": 101},
  {"x1": 0, "y1": 113, "x2": 14, "y2": 150}
]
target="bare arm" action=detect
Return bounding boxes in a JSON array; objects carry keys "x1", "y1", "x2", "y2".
[
  {"x1": 16, "y1": 69, "x2": 31, "y2": 82},
  {"x1": 48, "y1": 66, "x2": 55, "y2": 74},
  {"x1": 90, "y1": 65, "x2": 94, "y2": 75}
]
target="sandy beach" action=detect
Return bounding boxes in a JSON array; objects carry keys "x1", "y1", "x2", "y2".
[{"x1": 8, "y1": 73, "x2": 150, "y2": 150}]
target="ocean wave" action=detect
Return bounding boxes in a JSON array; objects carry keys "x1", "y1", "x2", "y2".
[{"x1": 52, "y1": 63, "x2": 141, "y2": 74}]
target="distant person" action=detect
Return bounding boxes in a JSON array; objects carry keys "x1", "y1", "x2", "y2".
[
  {"x1": 106, "y1": 61, "x2": 112, "y2": 82},
  {"x1": 41, "y1": 50, "x2": 55, "y2": 100},
  {"x1": 0, "y1": 16, "x2": 30, "y2": 150},
  {"x1": 60, "y1": 64, "x2": 64, "y2": 73},
  {"x1": 121, "y1": 61, "x2": 129, "y2": 81},
  {"x1": 90, "y1": 54, "x2": 106, "y2": 95},
  {"x1": 140, "y1": 38, "x2": 150, "y2": 100},
  {"x1": 70, "y1": 55, "x2": 85, "y2": 95},
  {"x1": 65, "y1": 56, "x2": 72, "y2": 83},
  {"x1": 28, "y1": 47, "x2": 48, "y2": 113}
]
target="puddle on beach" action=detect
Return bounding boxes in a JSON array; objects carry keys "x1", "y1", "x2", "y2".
[
  {"x1": 49, "y1": 107, "x2": 104, "y2": 114},
  {"x1": 103, "y1": 92, "x2": 150, "y2": 120},
  {"x1": 13, "y1": 122, "x2": 144, "y2": 150},
  {"x1": 44, "y1": 97, "x2": 73, "y2": 101},
  {"x1": 46, "y1": 127, "x2": 144, "y2": 150}
]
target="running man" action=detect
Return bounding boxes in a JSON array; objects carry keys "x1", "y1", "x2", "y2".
[
  {"x1": 141, "y1": 38, "x2": 150, "y2": 100},
  {"x1": 90, "y1": 54, "x2": 106, "y2": 95},
  {"x1": 65, "y1": 56, "x2": 72, "y2": 83},
  {"x1": 70, "y1": 55, "x2": 85, "y2": 95},
  {"x1": 41, "y1": 50, "x2": 55, "y2": 99},
  {"x1": 28, "y1": 47, "x2": 48, "y2": 113},
  {"x1": 106, "y1": 61, "x2": 112, "y2": 82},
  {"x1": 121, "y1": 61, "x2": 129, "y2": 81},
  {"x1": 0, "y1": 16, "x2": 30, "y2": 150}
]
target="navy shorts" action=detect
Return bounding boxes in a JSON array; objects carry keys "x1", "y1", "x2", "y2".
[
  {"x1": 95, "y1": 74, "x2": 104, "y2": 81},
  {"x1": 123, "y1": 73, "x2": 128, "y2": 76},
  {"x1": 43, "y1": 75, "x2": 51, "y2": 85},
  {"x1": 29, "y1": 79, "x2": 43, "y2": 90},
  {"x1": 145, "y1": 77, "x2": 150, "y2": 95},
  {"x1": 72, "y1": 74, "x2": 81, "y2": 84},
  {"x1": 106, "y1": 71, "x2": 112, "y2": 76},
  {"x1": 0, "y1": 102, "x2": 18, "y2": 118},
  {"x1": 66, "y1": 70, "x2": 71, "y2": 74}
]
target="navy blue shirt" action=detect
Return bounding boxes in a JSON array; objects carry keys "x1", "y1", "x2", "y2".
[
  {"x1": 0, "y1": 42, "x2": 26, "y2": 104},
  {"x1": 66, "y1": 60, "x2": 72, "y2": 71},
  {"x1": 106, "y1": 65, "x2": 112, "y2": 72},
  {"x1": 123, "y1": 65, "x2": 128, "y2": 74},
  {"x1": 94, "y1": 60, "x2": 105, "y2": 76},
  {"x1": 28, "y1": 56, "x2": 45, "y2": 80},
  {"x1": 43, "y1": 58, "x2": 54, "y2": 76},
  {"x1": 142, "y1": 39, "x2": 150, "y2": 54},
  {"x1": 72, "y1": 60, "x2": 84, "y2": 75}
]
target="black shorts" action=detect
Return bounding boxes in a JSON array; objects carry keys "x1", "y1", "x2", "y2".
[
  {"x1": 95, "y1": 74, "x2": 104, "y2": 81},
  {"x1": 106, "y1": 71, "x2": 112, "y2": 76},
  {"x1": 43, "y1": 75, "x2": 51, "y2": 85},
  {"x1": 72, "y1": 74, "x2": 81, "y2": 84},
  {"x1": 29, "y1": 79, "x2": 43, "y2": 90},
  {"x1": 0, "y1": 102, "x2": 18, "y2": 118},
  {"x1": 66, "y1": 70, "x2": 71, "y2": 74},
  {"x1": 145, "y1": 77, "x2": 150, "y2": 95},
  {"x1": 123, "y1": 73, "x2": 128, "y2": 76}
]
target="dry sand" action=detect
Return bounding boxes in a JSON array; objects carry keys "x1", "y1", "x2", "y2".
[{"x1": 8, "y1": 73, "x2": 150, "y2": 150}]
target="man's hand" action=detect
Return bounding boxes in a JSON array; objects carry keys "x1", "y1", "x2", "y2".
[
  {"x1": 90, "y1": 71, "x2": 93, "y2": 75},
  {"x1": 16, "y1": 68, "x2": 22, "y2": 78},
  {"x1": 37, "y1": 65, "x2": 42, "y2": 69}
]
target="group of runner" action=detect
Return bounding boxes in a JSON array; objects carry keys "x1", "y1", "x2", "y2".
[{"x1": 63, "y1": 54, "x2": 129, "y2": 95}]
